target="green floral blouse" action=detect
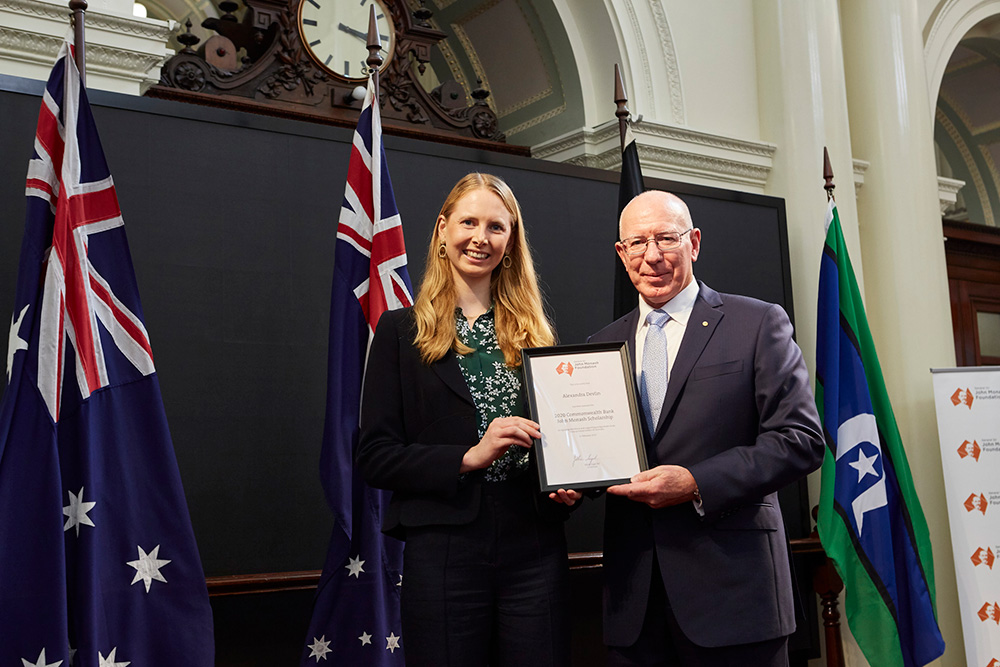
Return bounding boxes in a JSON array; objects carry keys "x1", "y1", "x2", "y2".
[{"x1": 454, "y1": 307, "x2": 530, "y2": 482}]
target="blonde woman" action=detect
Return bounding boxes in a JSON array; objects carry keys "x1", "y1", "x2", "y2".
[{"x1": 357, "y1": 173, "x2": 578, "y2": 666}]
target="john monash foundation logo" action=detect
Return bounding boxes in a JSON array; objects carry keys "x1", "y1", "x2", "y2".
[
  {"x1": 966, "y1": 493, "x2": 988, "y2": 515},
  {"x1": 958, "y1": 440, "x2": 982, "y2": 461},
  {"x1": 951, "y1": 387, "x2": 974, "y2": 408},
  {"x1": 972, "y1": 547, "x2": 995, "y2": 569},
  {"x1": 979, "y1": 602, "x2": 1000, "y2": 624},
  {"x1": 555, "y1": 362, "x2": 574, "y2": 377}
]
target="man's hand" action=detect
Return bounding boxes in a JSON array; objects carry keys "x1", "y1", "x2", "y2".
[{"x1": 606, "y1": 465, "x2": 698, "y2": 509}]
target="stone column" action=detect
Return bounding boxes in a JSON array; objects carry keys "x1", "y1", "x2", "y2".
[
  {"x1": 753, "y1": 3, "x2": 867, "y2": 662},
  {"x1": 840, "y1": 0, "x2": 960, "y2": 664},
  {"x1": 753, "y1": 0, "x2": 861, "y2": 373}
]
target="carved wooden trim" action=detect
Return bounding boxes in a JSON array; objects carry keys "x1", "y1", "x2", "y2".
[
  {"x1": 944, "y1": 220, "x2": 1000, "y2": 248},
  {"x1": 145, "y1": 83, "x2": 529, "y2": 155},
  {"x1": 206, "y1": 551, "x2": 606, "y2": 597},
  {"x1": 149, "y1": 0, "x2": 517, "y2": 150},
  {"x1": 206, "y1": 541, "x2": 828, "y2": 595},
  {"x1": 207, "y1": 570, "x2": 321, "y2": 597}
]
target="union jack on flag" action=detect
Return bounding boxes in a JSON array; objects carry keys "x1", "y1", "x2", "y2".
[
  {"x1": 0, "y1": 40, "x2": 213, "y2": 666},
  {"x1": 336, "y1": 79, "x2": 413, "y2": 333},
  {"x1": 301, "y1": 75, "x2": 412, "y2": 665},
  {"x1": 24, "y1": 46, "x2": 155, "y2": 424}
]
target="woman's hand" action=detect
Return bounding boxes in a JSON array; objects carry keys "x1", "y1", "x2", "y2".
[
  {"x1": 548, "y1": 489, "x2": 582, "y2": 506},
  {"x1": 460, "y1": 416, "x2": 540, "y2": 473}
]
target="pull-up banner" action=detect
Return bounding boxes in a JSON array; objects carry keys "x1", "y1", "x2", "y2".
[{"x1": 932, "y1": 366, "x2": 1000, "y2": 666}]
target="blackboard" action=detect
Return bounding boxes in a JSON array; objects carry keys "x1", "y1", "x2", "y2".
[{"x1": 0, "y1": 75, "x2": 796, "y2": 577}]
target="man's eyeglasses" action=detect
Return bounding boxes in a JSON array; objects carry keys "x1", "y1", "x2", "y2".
[{"x1": 619, "y1": 229, "x2": 693, "y2": 256}]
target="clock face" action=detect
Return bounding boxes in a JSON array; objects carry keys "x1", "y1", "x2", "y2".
[{"x1": 298, "y1": 0, "x2": 396, "y2": 81}]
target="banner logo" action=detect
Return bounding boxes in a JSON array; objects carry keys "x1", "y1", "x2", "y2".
[
  {"x1": 965, "y1": 493, "x2": 988, "y2": 515},
  {"x1": 958, "y1": 440, "x2": 982, "y2": 461},
  {"x1": 986, "y1": 659, "x2": 999, "y2": 667},
  {"x1": 979, "y1": 602, "x2": 1000, "y2": 624},
  {"x1": 951, "y1": 387, "x2": 974, "y2": 408},
  {"x1": 972, "y1": 547, "x2": 996, "y2": 569},
  {"x1": 555, "y1": 362, "x2": 574, "y2": 377}
]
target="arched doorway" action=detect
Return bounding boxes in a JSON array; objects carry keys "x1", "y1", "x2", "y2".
[{"x1": 930, "y1": 10, "x2": 1000, "y2": 365}]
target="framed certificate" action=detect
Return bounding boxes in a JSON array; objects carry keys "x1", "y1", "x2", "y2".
[{"x1": 521, "y1": 342, "x2": 648, "y2": 492}]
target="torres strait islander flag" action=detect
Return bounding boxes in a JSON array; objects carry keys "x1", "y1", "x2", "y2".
[
  {"x1": 815, "y1": 197, "x2": 945, "y2": 667},
  {"x1": 300, "y1": 74, "x2": 413, "y2": 665},
  {"x1": 0, "y1": 41, "x2": 213, "y2": 666}
]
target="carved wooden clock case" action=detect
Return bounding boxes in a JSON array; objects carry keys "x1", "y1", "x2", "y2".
[{"x1": 148, "y1": 0, "x2": 514, "y2": 150}]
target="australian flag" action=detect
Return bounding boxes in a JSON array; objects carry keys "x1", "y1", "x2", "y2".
[
  {"x1": 0, "y1": 41, "x2": 213, "y2": 666},
  {"x1": 815, "y1": 197, "x2": 945, "y2": 667},
  {"x1": 300, "y1": 74, "x2": 413, "y2": 665}
]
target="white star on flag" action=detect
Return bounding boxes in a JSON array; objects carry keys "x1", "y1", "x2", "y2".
[
  {"x1": 306, "y1": 635, "x2": 332, "y2": 661},
  {"x1": 67, "y1": 648, "x2": 76, "y2": 666},
  {"x1": 21, "y1": 648, "x2": 62, "y2": 667},
  {"x1": 7, "y1": 304, "x2": 29, "y2": 382},
  {"x1": 849, "y1": 449, "x2": 879, "y2": 482},
  {"x1": 126, "y1": 544, "x2": 171, "y2": 593},
  {"x1": 386, "y1": 632, "x2": 401, "y2": 654},
  {"x1": 345, "y1": 555, "x2": 365, "y2": 578},
  {"x1": 358, "y1": 631, "x2": 372, "y2": 646},
  {"x1": 397, "y1": 574, "x2": 403, "y2": 587},
  {"x1": 63, "y1": 487, "x2": 96, "y2": 536},
  {"x1": 97, "y1": 648, "x2": 129, "y2": 667},
  {"x1": 835, "y1": 412, "x2": 889, "y2": 535}
]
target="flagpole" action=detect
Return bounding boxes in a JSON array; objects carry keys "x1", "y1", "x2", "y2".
[
  {"x1": 366, "y1": 4, "x2": 382, "y2": 103},
  {"x1": 69, "y1": 0, "x2": 87, "y2": 86},
  {"x1": 823, "y1": 146, "x2": 835, "y2": 201},
  {"x1": 817, "y1": 147, "x2": 848, "y2": 667},
  {"x1": 614, "y1": 64, "x2": 629, "y2": 153},
  {"x1": 612, "y1": 63, "x2": 643, "y2": 320}
]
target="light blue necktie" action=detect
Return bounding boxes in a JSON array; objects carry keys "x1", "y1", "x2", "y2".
[{"x1": 640, "y1": 310, "x2": 670, "y2": 432}]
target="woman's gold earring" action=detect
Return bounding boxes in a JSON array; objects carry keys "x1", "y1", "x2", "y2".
[
  {"x1": 438, "y1": 243, "x2": 447, "y2": 258},
  {"x1": 502, "y1": 255, "x2": 513, "y2": 269}
]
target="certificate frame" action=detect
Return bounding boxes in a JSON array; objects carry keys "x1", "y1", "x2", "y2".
[{"x1": 521, "y1": 341, "x2": 648, "y2": 493}]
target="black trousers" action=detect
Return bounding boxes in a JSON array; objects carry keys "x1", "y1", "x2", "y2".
[
  {"x1": 400, "y1": 480, "x2": 570, "y2": 667},
  {"x1": 606, "y1": 560, "x2": 789, "y2": 667}
]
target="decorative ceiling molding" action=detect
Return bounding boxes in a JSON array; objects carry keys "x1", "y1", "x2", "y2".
[
  {"x1": 0, "y1": 27, "x2": 168, "y2": 86},
  {"x1": 496, "y1": 84, "x2": 553, "y2": 117},
  {"x1": 938, "y1": 106, "x2": 995, "y2": 224},
  {"x1": 0, "y1": 0, "x2": 174, "y2": 94},
  {"x1": 0, "y1": 0, "x2": 174, "y2": 39},
  {"x1": 505, "y1": 101, "x2": 564, "y2": 135},
  {"x1": 435, "y1": 35, "x2": 472, "y2": 98},
  {"x1": 451, "y1": 20, "x2": 497, "y2": 114},
  {"x1": 621, "y1": 0, "x2": 654, "y2": 117},
  {"x1": 649, "y1": 0, "x2": 683, "y2": 124},
  {"x1": 939, "y1": 87, "x2": 1000, "y2": 136},
  {"x1": 532, "y1": 119, "x2": 774, "y2": 192},
  {"x1": 977, "y1": 141, "x2": 1000, "y2": 200}
]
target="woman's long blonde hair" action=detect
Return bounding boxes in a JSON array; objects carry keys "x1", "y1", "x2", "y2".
[{"x1": 412, "y1": 173, "x2": 554, "y2": 366}]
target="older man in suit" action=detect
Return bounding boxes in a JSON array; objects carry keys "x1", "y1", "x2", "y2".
[{"x1": 589, "y1": 191, "x2": 824, "y2": 666}]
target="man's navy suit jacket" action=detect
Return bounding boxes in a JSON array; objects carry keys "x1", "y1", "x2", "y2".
[{"x1": 589, "y1": 281, "x2": 824, "y2": 649}]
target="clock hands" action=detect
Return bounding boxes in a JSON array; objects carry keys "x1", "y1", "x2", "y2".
[{"x1": 337, "y1": 22, "x2": 388, "y2": 44}]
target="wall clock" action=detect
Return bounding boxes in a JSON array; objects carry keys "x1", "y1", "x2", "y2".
[{"x1": 297, "y1": 0, "x2": 396, "y2": 80}]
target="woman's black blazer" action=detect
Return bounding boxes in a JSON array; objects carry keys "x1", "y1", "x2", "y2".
[{"x1": 355, "y1": 307, "x2": 566, "y2": 539}]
